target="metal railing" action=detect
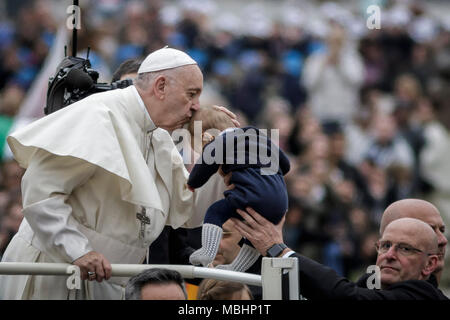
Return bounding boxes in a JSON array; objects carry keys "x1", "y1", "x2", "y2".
[{"x1": 0, "y1": 257, "x2": 300, "y2": 300}]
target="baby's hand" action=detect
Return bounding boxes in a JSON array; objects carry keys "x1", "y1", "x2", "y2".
[
  {"x1": 218, "y1": 166, "x2": 234, "y2": 190},
  {"x1": 202, "y1": 132, "x2": 214, "y2": 145}
]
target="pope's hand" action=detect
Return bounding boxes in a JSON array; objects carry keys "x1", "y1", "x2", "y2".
[
  {"x1": 73, "y1": 251, "x2": 112, "y2": 282},
  {"x1": 212, "y1": 105, "x2": 240, "y2": 128}
]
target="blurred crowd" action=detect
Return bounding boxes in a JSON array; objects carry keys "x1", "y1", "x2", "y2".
[{"x1": 0, "y1": 0, "x2": 450, "y2": 288}]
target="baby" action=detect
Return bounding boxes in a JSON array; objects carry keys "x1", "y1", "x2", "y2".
[{"x1": 187, "y1": 106, "x2": 290, "y2": 271}]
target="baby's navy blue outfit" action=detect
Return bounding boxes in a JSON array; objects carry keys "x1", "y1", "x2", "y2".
[
  {"x1": 188, "y1": 126, "x2": 290, "y2": 269},
  {"x1": 188, "y1": 126, "x2": 290, "y2": 228}
]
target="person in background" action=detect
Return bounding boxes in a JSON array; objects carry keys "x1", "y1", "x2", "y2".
[
  {"x1": 125, "y1": 268, "x2": 187, "y2": 300},
  {"x1": 111, "y1": 58, "x2": 143, "y2": 83},
  {"x1": 197, "y1": 278, "x2": 253, "y2": 300},
  {"x1": 211, "y1": 218, "x2": 263, "y2": 300},
  {"x1": 302, "y1": 22, "x2": 364, "y2": 126},
  {"x1": 231, "y1": 206, "x2": 447, "y2": 300},
  {"x1": 377, "y1": 199, "x2": 447, "y2": 284}
]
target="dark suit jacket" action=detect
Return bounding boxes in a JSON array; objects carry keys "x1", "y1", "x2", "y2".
[
  {"x1": 147, "y1": 226, "x2": 195, "y2": 265},
  {"x1": 288, "y1": 252, "x2": 449, "y2": 300},
  {"x1": 355, "y1": 271, "x2": 443, "y2": 292},
  {"x1": 147, "y1": 226, "x2": 202, "y2": 285}
]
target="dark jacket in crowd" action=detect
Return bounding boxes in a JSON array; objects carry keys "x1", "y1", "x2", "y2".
[
  {"x1": 147, "y1": 226, "x2": 195, "y2": 265},
  {"x1": 355, "y1": 271, "x2": 447, "y2": 298}
]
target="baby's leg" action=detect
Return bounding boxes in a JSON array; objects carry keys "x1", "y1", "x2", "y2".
[
  {"x1": 189, "y1": 200, "x2": 233, "y2": 267},
  {"x1": 189, "y1": 223, "x2": 223, "y2": 267},
  {"x1": 215, "y1": 243, "x2": 260, "y2": 272}
]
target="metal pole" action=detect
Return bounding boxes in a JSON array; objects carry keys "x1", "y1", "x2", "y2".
[
  {"x1": 261, "y1": 257, "x2": 300, "y2": 300},
  {"x1": 71, "y1": 0, "x2": 78, "y2": 57},
  {"x1": 0, "y1": 262, "x2": 262, "y2": 287},
  {"x1": 0, "y1": 262, "x2": 72, "y2": 276},
  {"x1": 193, "y1": 266, "x2": 261, "y2": 287}
]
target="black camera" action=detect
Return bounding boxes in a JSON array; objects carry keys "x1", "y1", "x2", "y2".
[{"x1": 45, "y1": 55, "x2": 133, "y2": 115}]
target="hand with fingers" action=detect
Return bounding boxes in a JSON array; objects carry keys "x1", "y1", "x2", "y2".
[
  {"x1": 73, "y1": 251, "x2": 112, "y2": 282},
  {"x1": 230, "y1": 207, "x2": 287, "y2": 256},
  {"x1": 218, "y1": 165, "x2": 234, "y2": 191},
  {"x1": 212, "y1": 105, "x2": 240, "y2": 128}
]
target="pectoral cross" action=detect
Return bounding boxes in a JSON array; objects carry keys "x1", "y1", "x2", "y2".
[{"x1": 136, "y1": 207, "x2": 151, "y2": 239}]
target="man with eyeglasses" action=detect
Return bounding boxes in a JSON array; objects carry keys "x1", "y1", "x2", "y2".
[
  {"x1": 356, "y1": 199, "x2": 447, "y2": 289},
  {"x1": 375, "y1": 218, "x2": 439, "y2": 290},
  {"x1": 231, "y1": 207, "x2": 448, "y2": 300}
]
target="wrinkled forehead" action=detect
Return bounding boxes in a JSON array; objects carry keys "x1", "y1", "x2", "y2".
[
  {"x1": 407, "y1": 210, "x2": 444, "y2": 227},
  {"x1": 382, "y1": 202, "x2": 445, "y2": 232},
  {"x1": 173, "y1": 65, "x2": 203, "y2": 82},
  {"x1": 381, "y1": 224, "x2": 422, "y2": 248}
]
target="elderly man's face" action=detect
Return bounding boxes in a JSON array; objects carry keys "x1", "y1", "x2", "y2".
[
  {"x1": 160, "y1": 65, "x2": 203, "y2": 132},
  {"x1": 380, "y1": 201, "x2": 447, "y2": 275},
  {"x1": 376, "y1": 224, "x2": 434, "y2": 288},
  {"x1": 411, "y1": 210, "x2": 447, "y2": 273}
]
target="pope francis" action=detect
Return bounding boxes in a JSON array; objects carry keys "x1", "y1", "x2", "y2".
[{"x1": 0, "y1": 47, "x2": 227, "y2": 299}]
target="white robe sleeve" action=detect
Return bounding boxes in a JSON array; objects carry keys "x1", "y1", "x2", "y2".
[{"x1": 21, "y1": 149, "x2": 97, "y2": 263}]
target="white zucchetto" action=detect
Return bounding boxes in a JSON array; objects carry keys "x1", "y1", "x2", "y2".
[{"x1": 138, "y1": 46, "x2": 197, "y2": 74}]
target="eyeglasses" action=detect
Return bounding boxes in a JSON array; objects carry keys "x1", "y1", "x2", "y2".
[{"x1": 375, "y1": 240, "x2": 432, "y2": 257}]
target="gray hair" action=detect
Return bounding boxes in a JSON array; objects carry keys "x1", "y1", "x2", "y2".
[
  {"x1": 134, "y1": 68, "x2": 178, "y2": 90},
  {"x1": 125, "y1": 268, "x2": 187, "y2": 300}
]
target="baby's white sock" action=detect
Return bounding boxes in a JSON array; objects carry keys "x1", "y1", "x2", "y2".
[{"x1": 189, "y1": 223, "x2": 223, "y2": 267}]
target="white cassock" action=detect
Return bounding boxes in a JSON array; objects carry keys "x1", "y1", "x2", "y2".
[{"x1": 0, "y1": 85, "x2": 224, "y2": 299}]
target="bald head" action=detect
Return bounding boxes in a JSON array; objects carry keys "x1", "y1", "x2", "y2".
[
  {"x1": 377, "y1": 217, "x2": 440, "y2": 287},
  {"x1": 380, "y1": 199, "x2": 447, "y2": 282},
  {"x1": 384, "y1": 218, "x2": 438, "y2": 254},
  {"x1": 380, "y1": 199, "x2": 441, "y2": 234}
]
